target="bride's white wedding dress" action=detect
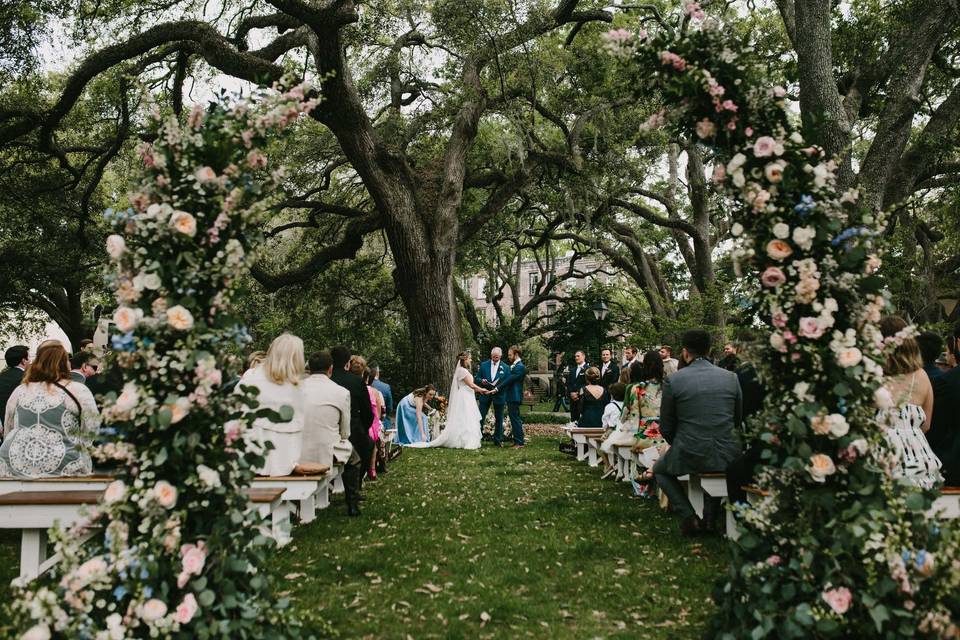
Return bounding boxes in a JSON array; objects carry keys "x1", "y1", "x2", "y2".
[{"x1": 429, "y1": 365, "x2": 482, "y2": 450}]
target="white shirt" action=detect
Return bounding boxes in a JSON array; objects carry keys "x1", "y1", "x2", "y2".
[
  {"x1": 601, "y1": 362, "x2": 610, "y2": 377},
  {"x1": 490, "y1": 360, "x2": 502, "y2": 381},
  {"x1": 602, "y1": 400, "x2": 623, "y2": 430}
]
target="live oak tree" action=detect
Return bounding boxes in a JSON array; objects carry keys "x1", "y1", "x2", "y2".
[{"x1": 0, "y1": 0, "x2": 622, "y2": 386}]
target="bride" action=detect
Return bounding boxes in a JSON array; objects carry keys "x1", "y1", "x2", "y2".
[{"x1": 425, "y1": 351, "x2": 492, "y2": 450}]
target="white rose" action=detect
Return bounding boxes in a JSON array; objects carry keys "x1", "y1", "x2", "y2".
[
  {"x1": 874, "y1": 387, "x2": 894, "y2": 409},
  {"x1": 772, "y1": 222, "x2": 790, "y2": 239},
  {"x1": 140, "y1": 598, "x2": 168, "y2": 623},
  {"x1": 792, "y1": 226, "x2": 816, "y2": 251},
  {"x1": 114, "y1": 383, "x2": 140, "y2": 414},
  {"x1": 837, "y1": 347, "x2": 863, "y2": 368},
  {"x1": 731, "y1": 222, "x2": 744, "y2": 237},
  {"x1": 197, "y1": 465, "x2": 221, "y2": 489},
  {"x1": 22, "y1": 625, "x2": 51, "y2": 640},
  {"x1": 851, "y1": 438, "x2": 868, "y2": 455},
  {"x1": 104, "y1": 480, "x2": 127, "y2": 504},
  {"x1": 142, "y1": 273, "x2": 162, "y2": 290},
  {"x1": 146, "y1": 203, "x2": 163, "y2": 218},
  {"x1": 827, "y1": 414, "x2": 849, "y2": 439},
  {"x1": 732, "y1": 170, "x2": 746, "y2": 188},
  {"x1": 105, "y1": 235, "x2": 126, "y2": 260},
  {"x1": 793, "y1": 382, "x2": 811, "y2": 401},
  {"x1": 770, "y1": 333, "x2": 785, "y2": 350},
  {"x1": 789, "y1": 131, "x2": 804, "y2": 144},
  {"x1": 726, "y1": 153, "x2": 747, "y2": 173},
  {"x1": 113, "y1": 306, "x2": 143, "y2": 333},
  {"x1": 824, "y1": 298, "x2": 839, "y2": 312}
]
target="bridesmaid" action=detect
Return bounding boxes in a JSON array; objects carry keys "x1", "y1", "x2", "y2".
[{"x1": 395, "y1": 384, "x2": 437, "y2": 446}]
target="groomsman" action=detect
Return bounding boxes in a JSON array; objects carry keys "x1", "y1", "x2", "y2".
[
  {"x1": 476, "y1": 347, "x2": 509, "y2": 445},
  {"x1": 599, "y1": 348, "x2": 619, "y2": 388},
  {"x1": 622, "y1": 345, "x2": 642, "y2": 369},
  {"x1": 498, "y1": 345, "x2": 527, "y2": 448},
  {"x1": 566, "y1": 350, "x2": 589, "y2": 422}
]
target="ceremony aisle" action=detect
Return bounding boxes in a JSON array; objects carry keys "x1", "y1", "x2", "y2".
[{"x1": 263, "y1": 433, "x2": 725, "y2": 638}]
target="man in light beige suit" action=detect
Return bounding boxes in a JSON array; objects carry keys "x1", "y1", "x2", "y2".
[{"x1": 301, "y1": 350, "x2": 353, "y2": 469}]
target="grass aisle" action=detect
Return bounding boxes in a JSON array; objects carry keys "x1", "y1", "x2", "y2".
[{"x1": 271, "y1": 434, "x2": 727, "y2": 638}]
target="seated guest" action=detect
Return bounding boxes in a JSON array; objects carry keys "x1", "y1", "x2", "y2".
[
  {"x1": 603, "y1": 353, "x2": 664, "y2": 455},
  {"x1": 877, "y1": 316, "x2": 941, "y2": 488},
  {"x1": 653, "y1": 328, "x2": 742, "y2": 536},
  {"x1": 1, "y1": 342, "x2": 99, "y2": 477},
  {"x1": 300, "y1": 351, "x2": 352, "y2": 469},
  {"x1": 69, "y1": 351, "x2": 99, "y2": 384},
  {"x1": 929, "y1": 321, "x2": 960, "y2": 485},
  {"x1": 576, "y1": 367, "x2": 607, "y2": 427},
  {"x1": 238, "y1": 334, "x2": 320, "y2": 476},
  {"x1": 395, "y1": 385, "x2": 437, "y2": 445},
  {"x1": 598, "y1": 382, "x2": 627, "y2": 475},
  {"x1": 917, "y1": 331, "x2": 945, "y2": 381},
  {"x1": 0, "y1": 345, "x2": 30, "y2": 431}
]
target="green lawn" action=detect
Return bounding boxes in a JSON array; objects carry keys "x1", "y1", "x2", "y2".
[
  {"x1": 0, "y1": 434, "x2": 727, "y2": 638},
  {"x1": 270, "y1": 434, "x2": 727, "y2": 638}
]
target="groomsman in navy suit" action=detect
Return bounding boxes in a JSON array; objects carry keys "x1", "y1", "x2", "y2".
[
  {"x1": 498, "y1": 345, "x2": 528, "y2": 448},
  {"x1": 476, "y1": 347, "x2": 509, "y2": 445}
]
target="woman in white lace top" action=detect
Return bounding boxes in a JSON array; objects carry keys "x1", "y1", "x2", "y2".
[{"x1": 1, "y1": 342, "x2": 100, "y2": 478}]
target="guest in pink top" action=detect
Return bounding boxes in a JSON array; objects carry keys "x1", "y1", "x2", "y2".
[{"x1": 350, "y1": 356, "x2": 386, "y2": 480}]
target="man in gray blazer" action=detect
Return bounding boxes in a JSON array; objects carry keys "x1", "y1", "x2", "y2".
[{"x1": 654, "y1": 329, "x2": 742, "y2": 536}]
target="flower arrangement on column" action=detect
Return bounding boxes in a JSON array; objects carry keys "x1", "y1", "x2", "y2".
[
  {"x1": 605, "y1": 7, "x2": 959, "y2": 638},
  {"x1": 8, "y1": 85, "x2": 323, "y2": 639}
]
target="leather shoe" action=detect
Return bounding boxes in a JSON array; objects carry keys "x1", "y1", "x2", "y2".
[
  {"x1": 347, "y1": 504, "x2": 362, "y2": 517},
  {"x1": 679, "y1": 515, "x2": 704, "y2": 537}
]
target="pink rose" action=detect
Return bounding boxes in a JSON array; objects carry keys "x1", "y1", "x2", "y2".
[
  {"x1": 822, "y1": 586, "x2": 852, "y2": 615},
  {"x1": 194, "y1": 166, "x2": 217, "y2": 184},
  {"x1": 761, "y1": 267, "x2": 786, "y2": 288},
  {"x1": 175, "y1": 593, "x2": 199, "y2": 624},
  {"x1": 744, "y1": 126, "x2": 754, "y2": 137},
  {"x1": 753, "y1": 136, "x2": 777, "y2": 157},
  {"x1": 153, "y1": 480, "x2": 178, "y2": 509},
  {"x1": 751, "y1": 189, "x2": 771, "y2": 212},
  {"x1": 140, "y1": 598, "x2": 168, "y2": 622},
  {"x1": 181, "y1": 542, "x2": 206, "y2": 576},
  {"x1": 798, "y1": 317, "x2": 824, "y2": 339},
  {"x1": 766, "y1": 555, "x2": 782, "y2": 566},
  {"x1": 721, "y1": 99, "x2": 738, "y2": 112}
]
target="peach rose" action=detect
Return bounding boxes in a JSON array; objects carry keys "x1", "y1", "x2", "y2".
[
  {"x1": 169, "y1": 397, "x2": 191, "y2": 424},
  {"x1": 114, "y1": 383, "x2": 140, "y2": 415},
  {"x1": 175, "y1": 593, "x2": 199, "y2": 624},
  {"x1": 166, "y1": 305, "x2": 194, "y2": 331},
  {"x1": 837, "y1": 347, "x2": 863, "y2": 368},
  {"x1": 811, "y1": 415, "x2": 830, "y2": 436},
  {"x1": 766, "y1": 239, "x2": 793, "y2": 261},
  {"x1": 113, "y1": 306, "x2": 143, "y2": 333},
  {"x1": 153, "y1": 480, "x2": 178, "y2": 509},
  {"x1": 195, "y1": 166, "x2": 217, "y2": 184},
  {"x1": 764, "y1": 161, "x2": 785, "y2": 183},
  {"x1": 104, "y1": 480, "x2": 127, "y2": 504},
  {"x1": 169, "y1": 211, "x2": 197, "y2": 237},
  {"x1": 808, "y1": 453, "x2": 836, "y2": 482}
]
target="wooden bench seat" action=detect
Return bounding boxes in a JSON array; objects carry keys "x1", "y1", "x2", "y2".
[{"x1": 0, "y1": 486, "x2": 292, "y2": 581}]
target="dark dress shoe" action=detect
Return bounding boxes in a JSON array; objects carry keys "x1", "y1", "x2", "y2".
[
  {"x1": 680, "y1": 515, "x2": 704, "y2": 537},
  {"x1": 348, "y1": 504, "x2": 362, "y2": 517}
]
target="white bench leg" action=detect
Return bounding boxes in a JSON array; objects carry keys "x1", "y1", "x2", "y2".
[
  {"x1": 273, "y1": 503, "x2": 292, "y2": 547},
  {"x1": 20, "y1": 529, "x2": 47, "y2": 581},
  {"x1": 315, "y1": 480, "x2": 330, "y2": 510},
  {"x1": 688, "y1": 475, "x2": 705, "y2": 519},
  {"x1": 299, "y1": 494, "x2": 317, "y2": 524},
  {"x1": 725, "y1": 506, "x2": 738, "y2": 540},
  {"x1": 575, "y1": 442, "x2": 586, "y2": 462},
  {"x1": 588, "y1": 445, "x2": 599, "y2": 467}
]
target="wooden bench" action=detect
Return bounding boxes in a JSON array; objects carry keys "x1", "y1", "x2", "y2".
[
  {"x1": 0, "y1": 486, "x2": 292, "y2": 581},
  {"x1": 929, "y1": 486, "x2": 959, "y2": 519},
  {"x1": 686, "y1": 472, "x2": 736, "y2": 539},
  {"x1": 0, "y1": 490, "x2": 101, "y2": 581},
  {"x1": 565, "y1": 428, "x2": 606, "y2": 464}
]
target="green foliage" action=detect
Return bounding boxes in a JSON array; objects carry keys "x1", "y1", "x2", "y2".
[{"x1": 611, "y1": 12, "x2": 960, "y2": 638}]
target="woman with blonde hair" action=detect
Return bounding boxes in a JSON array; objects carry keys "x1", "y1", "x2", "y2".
[
  {"x1": 877, "y1": 315, "x2": 941, "y2": 488},
  {"x1": 238, "y1": 334, "x2": 322, "y2": 476},
  {"x1": 0, "y1": 342, "x2": 100, "y2": 477}
]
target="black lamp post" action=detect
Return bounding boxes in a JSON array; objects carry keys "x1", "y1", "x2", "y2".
[{"x1": 592, "y1": 300, "x2": 609, "y2": 363}]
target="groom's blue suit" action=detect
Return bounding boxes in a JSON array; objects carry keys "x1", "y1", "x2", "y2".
[
  {"x1": 475, "y1": 359, "x2": 509, "y2": 444},
  {"x1": 499, "y1": 359, "x2": 527, "y2": 446}
]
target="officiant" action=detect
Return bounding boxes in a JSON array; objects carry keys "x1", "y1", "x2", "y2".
[{"x1": 476, "y1": 347, "x2": 509, "y2": 446}]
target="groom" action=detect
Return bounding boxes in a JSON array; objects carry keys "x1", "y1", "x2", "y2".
[
  {"x1": 497, "y1": 345, "x2": 527, "y2": 448},
  {"x1": 476, "y1": 347, "x2": 509, "y2": 446}
]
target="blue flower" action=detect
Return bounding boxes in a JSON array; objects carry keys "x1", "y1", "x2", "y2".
[
  {"x1": 113, "y1": 585, "x2": 128, "y2": 601},
  {"x1": 139, "y1": 566, "x2": 149, "y2": 580},
  {"x1": 830, "y1": 226, "x2": 872, "y2": 250},
  {"x1": 837, "y1": 398, "x2": 847, "y2": 415},
  {"x1": 111, "y1": 331, "x2": 136, "y2": 352},
  {"x1": 144, "y1": 586, "x2": 153, "y2": 599},
  {"x1": 794, "y1": 195, "x2": 816, "y2": 218},
  {"x1": 902, "y1": 549, "x2": 911, "y2": 564},
  {"x1": 915, "y1": 549, "x2": 926, "y2": 569}
]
